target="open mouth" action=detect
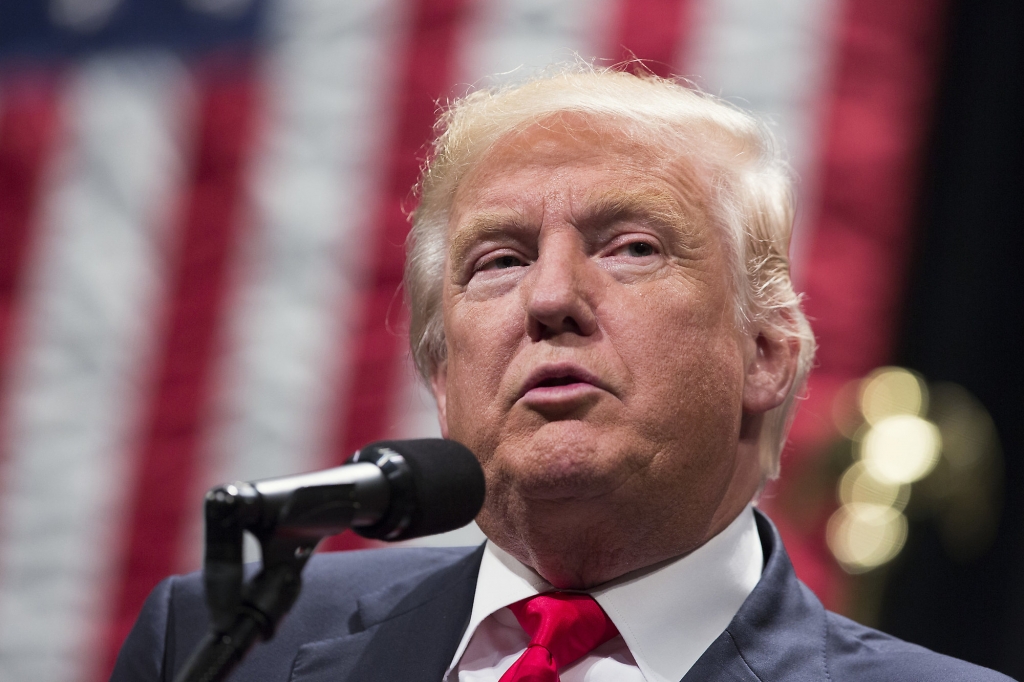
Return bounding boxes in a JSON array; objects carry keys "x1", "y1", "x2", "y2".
[
  {"x1": 534, "y1": 375, "x2": 588, "y2": 388},
  {"x1": 519, "y1": 364, "x2": 605, "y2": 401}
]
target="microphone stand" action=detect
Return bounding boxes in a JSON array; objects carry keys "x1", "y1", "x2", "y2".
[
  {"x1": 172, "y1": 484, "x2": 320, "y2": 682},
  {"x1": 172, "y1": 447, "x2": 409, "y2": 682},
  {"x1": 170, "y1": 443, "x2": 437, "y2": 682}
]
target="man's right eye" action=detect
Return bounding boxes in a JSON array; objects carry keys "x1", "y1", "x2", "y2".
[{"x1": 478, "y1": 254, "x2": 526, "y2": 271}]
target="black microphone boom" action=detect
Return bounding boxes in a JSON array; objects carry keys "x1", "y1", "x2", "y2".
[
  {"x1": 220, "y1": 438, "x2": 485, "y2": 543},
  {"x1": 174, "y1": 439, "x2": 485, "y2": 682}
]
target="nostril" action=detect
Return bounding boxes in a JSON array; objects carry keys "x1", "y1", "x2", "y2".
[
  {"x1": 562, "y1": 316, "x2": 582, "y2": 334},
  {"x1": 537, "y1": 316, "x2": 582, "y2": 339},
  {"x1": 524, "y1": 280, "x2": 597, "y2": 340}
]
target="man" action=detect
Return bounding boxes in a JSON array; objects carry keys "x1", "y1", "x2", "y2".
[{"x1": 113, "y1": 67, "x2": 1009, "y2": 681}]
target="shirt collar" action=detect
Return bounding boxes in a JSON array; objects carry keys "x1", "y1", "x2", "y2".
[
  {"x1": 447, "y1": 505, "x2": 763, "y2": 682},
  {"x1": 446, "y1": 535, "x2": 553, "y2": 671}
]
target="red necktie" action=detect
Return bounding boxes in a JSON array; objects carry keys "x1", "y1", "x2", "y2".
[{"x1": 499, "y1": 592, "x2": 619, "y2": 682}]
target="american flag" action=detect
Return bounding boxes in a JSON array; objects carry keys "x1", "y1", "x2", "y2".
[{"x1": 0, "y1": 0, "x2": 946, "y2": 679}]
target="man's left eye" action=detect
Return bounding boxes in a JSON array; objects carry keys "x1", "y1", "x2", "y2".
[{"x1": 614, "y1": 241, "x2": 657, "y2": 258}]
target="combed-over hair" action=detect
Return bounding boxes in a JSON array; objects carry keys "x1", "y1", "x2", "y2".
[{"x1": 404, "y1": 64, "x2": 816, "y2": 479}]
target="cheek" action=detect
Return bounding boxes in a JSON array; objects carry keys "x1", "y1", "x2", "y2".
[
  {"x1": 442, "y1": 297, "x2": 523, "y2": 434},
  {"x1": 446, "y1": 299, "x2": 521, "y2": 374},
  {"x1": 610, "y1": 285, "x2": 745, "y2": 436}
]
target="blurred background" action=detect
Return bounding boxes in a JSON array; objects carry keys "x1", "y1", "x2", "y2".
[{"x1": 0, "y1": 0, "x2": 1019, "y2": 679}]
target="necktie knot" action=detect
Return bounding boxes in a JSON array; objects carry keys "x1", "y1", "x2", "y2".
[{"x1": 499, "y1": 592, "x2": 618, "y2": 681}]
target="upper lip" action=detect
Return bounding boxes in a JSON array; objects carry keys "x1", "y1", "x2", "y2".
[{"x1": 517, "y1": 362, "x2": 609, "y2": 400}]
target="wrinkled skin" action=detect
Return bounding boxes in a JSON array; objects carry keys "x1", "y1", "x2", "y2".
[{"x1": 430, "y1": 119, "x2": 797, "y2": 589}]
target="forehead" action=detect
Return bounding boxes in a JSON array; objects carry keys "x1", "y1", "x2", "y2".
[
  {"x1": 458, "y1": 119, "x2": 655, "y2": 196},
  {"x1": 450, "y1": 117, "x2": 708, "y2": 230}
]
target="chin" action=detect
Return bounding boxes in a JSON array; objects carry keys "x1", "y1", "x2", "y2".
[{"x1": 493, "y1": 421, "x2": 634, "y2": 502}]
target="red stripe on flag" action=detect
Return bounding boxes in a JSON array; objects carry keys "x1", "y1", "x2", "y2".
[
  {"x1": 0, "y1": 73, "x2": 60, "y2": 457},
  {"x1": 764, "y1": 0, "x2": 950, "y2": 608},
  {"x1": 98, "y1": 58, "x2": 260, "y2": 679},
  {"x1": 611, "y1": 0, "x2": 692, "y2": 77},
  {"x1": 321, "y1": 0, "x2": 470, "y2": 553},
  {"x1": 801, "y1": 0, "x2": 949, "y2": 383}
]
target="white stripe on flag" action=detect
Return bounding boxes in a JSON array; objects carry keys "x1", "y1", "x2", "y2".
[
  {"x1": 683, "y1": 0, "x2": 841, "y2": 272},
  {"x1": 457, "y1": 0, "x2": 616, "y2": 86},
  {"x1": 177, "y1": 0, "x2": 414, "y2": 569},
  {"x1": 0, "y1": 55, "x2": 192, "y2": 682}
]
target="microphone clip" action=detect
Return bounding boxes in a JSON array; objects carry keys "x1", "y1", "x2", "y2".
[{"x1": 201, "y1": 480, "x2": 312, "y2": 636}]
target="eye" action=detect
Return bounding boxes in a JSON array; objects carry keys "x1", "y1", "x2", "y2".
[
  {"x1": 627, "y1": 242, "x2": 655, "y2": 257},
  {"x1": 477, "y1": 254, "x2": 526, "y2": 271},
  {"x1": 611, "y1": 240, "x2": 658, "y2": 258}
]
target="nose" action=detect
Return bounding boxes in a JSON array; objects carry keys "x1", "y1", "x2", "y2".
[{"x1": 523, "y1": 233, "x2": 599, "y2": 341}]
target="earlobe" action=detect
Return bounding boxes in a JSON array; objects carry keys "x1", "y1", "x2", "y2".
[
  {"x1": 742, "y1": 330, "x2": 799, "y2": 415},
  {"x1": 430, "y1": 365, "x2": 450, "y2": 439}
]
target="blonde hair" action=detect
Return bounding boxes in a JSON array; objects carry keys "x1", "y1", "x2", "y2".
[{"x1": 405, "y1": 65, "x2": 815, "y2": 479}]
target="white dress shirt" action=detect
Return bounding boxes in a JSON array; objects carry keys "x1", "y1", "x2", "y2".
[{"x1": 444, "y1": 505, "x2": 764, "y2": 682}]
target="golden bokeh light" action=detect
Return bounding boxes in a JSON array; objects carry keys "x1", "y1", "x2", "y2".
[
  {"x1": 828, "y1": 370, "x2": 1001, "y2": 574},
  {"x1": 827, "y1": 503, "x2": 909, "y2": 573},
  {"x1": 859, "y1": 414, "x2": 942, "y2": 485},
  {"x1": 859, "y1": 367, "x2": 928, "y2": 425},
  {"x1": 839, "y1": 461, "x2": 910, "y2": 511}
]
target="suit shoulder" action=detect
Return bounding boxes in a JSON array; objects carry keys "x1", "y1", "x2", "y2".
[
  {"x1": 164, "y1": 544, "x2": 480, "y2": 607},
  {"x1": 114, "y1": 544, "x2": 481, "y2": 681},
  {"x1": 825, "y1": 611, "x2": 1014, "y2": 681},
  {"x1": 300, "y1": 545, "x2": 481, "y2": 598},
  {"x1": 110, "y1": 575, "x2": 177, "y2": 681},
  {"x1": 305, "y1": 544, "x2": 480, "y2": 576}
]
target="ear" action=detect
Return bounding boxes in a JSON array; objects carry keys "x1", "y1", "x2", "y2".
[
  {"x1": 742, "y1": 329, "x2": 799, "y2": 416},
  {"x1": 430, "y1": 364, "x2": 450, "y2": 439}
]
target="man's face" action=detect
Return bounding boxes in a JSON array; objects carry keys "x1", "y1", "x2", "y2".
[{"x1": 432, "y1": 120, "x2": 766, "y2": 582}]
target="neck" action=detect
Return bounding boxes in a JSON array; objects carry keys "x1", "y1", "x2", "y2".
[
  {"x1": 481, "y1": 443, "x2": 764, "y2": 589},
  {"x1": 480, "y1": 493, "x2": 754, "y2": 589}
]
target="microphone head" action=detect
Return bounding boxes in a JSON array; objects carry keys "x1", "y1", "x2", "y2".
[{"x1": 350, "y1": 439, "x2": 485, "y2": 541}]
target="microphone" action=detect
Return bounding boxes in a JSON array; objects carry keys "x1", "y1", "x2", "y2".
[
  {"x1": 210, "y1": 438, "x2": 485, "y2": 543},
  {"x1": 178, "y1": 439, "x2": 485, "y2": 682},
  {"x1": 345, "y1": 438, "x2": 486, "y2": 540}
]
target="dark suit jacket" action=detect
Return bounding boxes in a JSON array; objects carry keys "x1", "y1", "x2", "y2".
[{"x1": 112, "y1": 511, "x2": 1011, "y2": 681}]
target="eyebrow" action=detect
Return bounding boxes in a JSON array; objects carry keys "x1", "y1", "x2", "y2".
[
  {"x1": 448, "y1": 209, "x2": 534, "y2": 271},
  {"x1": 573, "y1": 188, "x2": 691, "y2": 241}
]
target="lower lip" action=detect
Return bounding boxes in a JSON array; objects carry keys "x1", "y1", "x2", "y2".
[{"x1": 520, "y1": 382, "x2": 602, "y2": 405}]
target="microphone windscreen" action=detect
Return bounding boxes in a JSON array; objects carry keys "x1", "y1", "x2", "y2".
[{"x1": 355, "y1": 439, "x2": 485, "y2": 541}]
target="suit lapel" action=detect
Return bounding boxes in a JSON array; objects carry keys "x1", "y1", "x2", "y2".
[
  {"x1": 683, "y1": 511, "x2": 830, "y2": 682},
  {"x1": 680, "y1": 632, "x2": 764, "y2": 681},
  {"x1": 287, "y1": 544, "x2": 484, "y2": 682}
]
